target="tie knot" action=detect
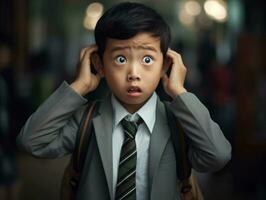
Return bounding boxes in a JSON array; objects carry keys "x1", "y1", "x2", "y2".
[{"x1": 121, "y1": 118, "x2": 139, "y2": 139}]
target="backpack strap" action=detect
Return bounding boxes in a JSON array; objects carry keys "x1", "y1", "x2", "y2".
[
  {"x1": 163, "y1": 102, "x2": 192, "y2": 191},
  {"x1": 72, "y1": 101, "x2": 100, "y2": 173},
  {"x1": 60, "y1": 101, "x2": 100, "y2": 198}
]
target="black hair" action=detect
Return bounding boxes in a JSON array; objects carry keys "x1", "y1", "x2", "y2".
[{"x1": 94, "y1": 2, "x2": 171, "y2": 59}]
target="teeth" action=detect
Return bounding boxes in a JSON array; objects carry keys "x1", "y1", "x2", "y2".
[{"x1": 128, "y1": 87, "x2": 140, "y2": 92}]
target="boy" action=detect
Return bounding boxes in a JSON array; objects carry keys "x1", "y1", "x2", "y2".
[{"x1": 17, "y1": 2, "x2": 231, "y2": 200}]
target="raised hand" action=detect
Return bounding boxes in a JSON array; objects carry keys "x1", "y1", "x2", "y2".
[
  {"x1": 161, "y1": 49, "x2": 187, "y2": 98},
  {"x1": 70, "y1": 45, "x2": 102, "y2": 96}
]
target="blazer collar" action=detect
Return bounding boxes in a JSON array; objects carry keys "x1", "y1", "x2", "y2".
[
  {"x1": 148, "y1": 99, "x2": 170, "y2": 190},
  {"x1": 92, "y1": 95, "x2": 114, "y2": 199}
]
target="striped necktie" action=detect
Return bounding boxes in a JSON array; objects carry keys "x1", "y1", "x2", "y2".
[{"x1": 115, "y1": 118, "x2": 139, "y2": 200}]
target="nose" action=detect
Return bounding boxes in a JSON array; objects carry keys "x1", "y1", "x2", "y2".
[
  {"x1": 127, "y1": 74, "x2": 140, "y2": 81},
  {"x1": 127, "y1": 62, "x2": 140, "y2": 81}
]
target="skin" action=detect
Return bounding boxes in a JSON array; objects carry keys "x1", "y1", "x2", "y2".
[{"x1": 70, "y1": 32, "x2": 187, "y2": 113}]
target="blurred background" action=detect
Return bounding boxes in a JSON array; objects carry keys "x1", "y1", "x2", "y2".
[{"x1": 0, "y1": 0, "x2": 265, "y2": 199}]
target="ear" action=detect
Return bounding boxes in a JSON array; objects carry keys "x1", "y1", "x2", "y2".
[
  {"x1": 91, "y1": 52, "x2": 104, "y2": 77},
  {"x1": 161, "y1": 56, "x2": 171, "y2": 77}
]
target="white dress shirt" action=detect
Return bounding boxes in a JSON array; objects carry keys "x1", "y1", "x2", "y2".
[{"x1": 111, "y1": 93, "x2": 157, "y2": 200}]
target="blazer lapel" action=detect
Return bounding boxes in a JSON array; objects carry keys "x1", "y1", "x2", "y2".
[
  {"x1": 149, "y1": 99, "x2": 170, "y2": 190},
  {"x1": 93, "y1": 96, "x2": 113, "y2": 199}
]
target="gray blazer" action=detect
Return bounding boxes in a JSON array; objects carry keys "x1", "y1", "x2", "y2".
[{"x1": 17, "y1": 82, "x2": 231, "y2": 200}]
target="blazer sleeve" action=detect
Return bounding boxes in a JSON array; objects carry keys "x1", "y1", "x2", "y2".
[
  {"x1": 16, "y1": 81, "x2": 88, "y2": 158},
  {"x1": 169, "y1": 92, "x2": 232, "y2": 172}
]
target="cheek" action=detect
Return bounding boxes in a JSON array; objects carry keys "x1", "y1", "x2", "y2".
[
  {"x1": 149, "y1": 64, "x2": 164, "y2": 78},
  {"x1": 144, "y1": 69, "x2": 162, "y2": 85},
  {"x1": 103, "y1": 68, "x2": 124, "y2": 84}
]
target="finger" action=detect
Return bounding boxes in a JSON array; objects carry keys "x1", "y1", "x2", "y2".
[
  {"x1": 166, "y1": 50, "x2": 186, "y2": 75},
  {"x1": 165, "y1": 51, "x2": 179, "y2": 75},
  {"x1": 80, "y1": 44, "x2": 98, "y2": 61},
  {"x1": 79, "y1": 48, "x2": 87, "y2": 60},
  {"x1": 166, "y1": 54, "x2": 179, "y2": 77},
  {"x1": 82, "y1": 45, "x2": 98, "y2": 60},
  {"x1": 166, "y1": 49, "x2": 180, "y2": 65},
  {"x1": 169, "y1": 50, "x2": 186, "y2": 69},
  {"x1": 175, "y1": 53, "x2": 186, "y2": 70},
  {"x1": 81, "y1": 45, "x2": 98, "y2": 67}
]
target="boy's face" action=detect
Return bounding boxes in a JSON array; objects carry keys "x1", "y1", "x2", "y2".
[{"x1": 99, "y1": 32, "x2": 166, "y2": 113}]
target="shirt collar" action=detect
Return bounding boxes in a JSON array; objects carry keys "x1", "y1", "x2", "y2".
[{"x1": 111, "y1": 93, "x2": 157, "y2": 133}]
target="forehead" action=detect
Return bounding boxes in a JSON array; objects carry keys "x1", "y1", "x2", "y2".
[{"x1": 105, "y1": 32, "x2": 161, "y2": 53}]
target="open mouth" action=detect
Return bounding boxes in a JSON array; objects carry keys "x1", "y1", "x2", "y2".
[{"x1": 127, "y1": 86, "x2": 142, "y2": 94}]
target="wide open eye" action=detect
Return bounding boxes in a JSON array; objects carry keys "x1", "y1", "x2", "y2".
[
  {"x1": 142, "y1": 56, "x2": 154, "y2": 65},
  {"x1": 115, "y1": 56, "x2": 127, "y2": 65}
]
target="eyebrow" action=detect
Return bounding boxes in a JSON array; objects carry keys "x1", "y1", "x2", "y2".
[{"x1": 110, "y1": 45, "x2": 159, "y2": 53}]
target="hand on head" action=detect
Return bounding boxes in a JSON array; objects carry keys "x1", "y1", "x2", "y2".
[
  {"x1": 161, "y1": 49, "x2": 187, "y2": 98},
  {"x1": 70, "y1": 45, "x2": 102, "y2": 96}
]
